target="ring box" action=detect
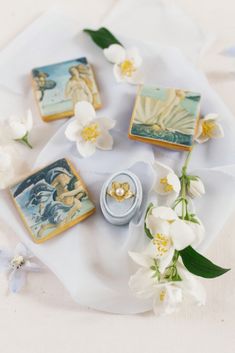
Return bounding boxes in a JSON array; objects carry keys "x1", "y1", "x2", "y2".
[
  {"x1": 9, "y1": 158, "x2": 95, "y2": 243},
  {"x1": 100, "y1": 171, "x2": 143, "y2": 226},
  {"x1": 32, "y1": 57, "x2": 102, "y2": 122},
  {"x1": 129, "y1": 85, "x2": 201, "y2": 151}
]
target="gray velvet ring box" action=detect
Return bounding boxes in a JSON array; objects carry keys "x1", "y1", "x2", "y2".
[{"x1": 100, "y1": 171, "x2": 143, "y2": 226}]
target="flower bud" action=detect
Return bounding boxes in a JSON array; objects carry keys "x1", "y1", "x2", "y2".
[{"x1": 187, "y1": 177, "x2": 205, "y2": 198}]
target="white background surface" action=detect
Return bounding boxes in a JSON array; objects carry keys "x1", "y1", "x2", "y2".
[{"x1": 0, "y1": 0, "x2": 235, "y2": 352}]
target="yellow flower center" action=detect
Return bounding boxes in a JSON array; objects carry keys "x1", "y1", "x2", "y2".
[
  {"x1": 120, "y1": 60, "x2": 136, "y2": 77},
  {"x1": 202, "y1": 121, "x2": 216, "y2": 137},
  {"x1": 153, "y1": 233, "x2": 171, "y2": 256},
  {"x1": 11, "y1": 255, "x2": 25, "y2": 269},
  {"x1": 81, "y1": 123, "x2": 100, "y2": 142},
  {"x1": 159, "y1": 289, "x2": 166, "y2": 302},
  {"x1": 160, "y1": 177, "x2": 173, "y2": 192}
]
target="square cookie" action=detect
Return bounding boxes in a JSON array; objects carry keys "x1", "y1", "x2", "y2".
[
  {"x1": 32, "y1": 57, "x2": 101, "y2": 122},
  {"x1": 129, "y1": 86, "x2": 201, "y2": 151},
  {"x1": 9, "y1": 158, "x2": 95, "y2": 243}
]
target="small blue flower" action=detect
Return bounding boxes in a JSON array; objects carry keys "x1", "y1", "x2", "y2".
[{"x1": 0, "y1": 243, "x2": 41, "y2": 293}]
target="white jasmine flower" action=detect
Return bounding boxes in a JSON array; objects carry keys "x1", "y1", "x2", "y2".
[
  {"x1": 0, "y1": 243, "x2": 41, "y2": 293},
  {"x1": 131, "y1": 206, "x2": 196, "y2": 274},
  {"x1": 187, "y1": 177, "x2": 205, "y2": 198},
  {"x1": 185, "y1": 218, "x2": 205, "y2": 249},
  {"x1": 103, "y1": 44, "x2": 143, "y2": 84},
  {"x1": 177, "y1": 265, "x2": 206, "y2": 306},
  {"x1": 129, "y1": 267, "x2": 182, "y2": 315},
  {"x1": 0, "y1": 145, "x2": 14, "y2": 189},
  {"x1": 153, "y1": 161, "x2": 181, "y2": 205},
  {"x1": 157, "y1": 204, "x2": 205, "y2": 249},
  {"x1": 8, "y1": 110, "x2": 33, "y2": 148},
  {"x1": 65, "y1": 101, "x2": 116, "y2": 158},
  {"x1": 195, "y1": 114, "x2": 224, "y2": 144},
  {"x1": 128, "y1": 259, "x2": 205, "y2": 316}
]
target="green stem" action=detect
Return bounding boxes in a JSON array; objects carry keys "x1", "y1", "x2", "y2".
[
  {"x1": 173, "y1": 148, "x2": 194, "y2": 218},
  {"x1": 182, "y1": 149, "x2": 193, "y2": 175},
  {"x1": 172, "y1": 250, "x2": 180, "y2": 265},
  {"x1": 170, "y1": 148, "x2": 194, "y2": 277}
]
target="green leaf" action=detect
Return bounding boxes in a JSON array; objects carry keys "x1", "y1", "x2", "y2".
[
  {"x1": 144, "y1": 203, "x2": 154, "y2": 239},
  {"x1": 188, "y1": 217, "x2": 200, "y2": 225},
  {"x1": 180, "y1": 246, "x2": 230, "y2": 278},
  {"x1": 83, "y1": 27, "x2": 123, "y2": 49}
]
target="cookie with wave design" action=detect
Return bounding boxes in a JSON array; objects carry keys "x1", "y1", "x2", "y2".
[{"x1": 9, "y1": 158, "x2": 95, "y2": 243}]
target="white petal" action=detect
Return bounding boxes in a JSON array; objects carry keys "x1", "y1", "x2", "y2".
[
  {"x1": 95, "y1": 130, "x2": 113, "y2": 150},
  {"x1": 170, "y1": 219, "x2": 195, "y2": 250},
  {"x1": 94, "y1": 117, "x2": 116, "y2": 130},
  {"x1": 146, "y1": 214, "x2": 170, "y2": 236},
  {"x1": 195, "y1": 133, "x2": 209, "y2": 144},
  {"x1": 165, "y1": 285, "x2": 183, "y2": 306},
  {"x1": 142, "y1": 241, "x2": 158, "y2": 259},
  {"x1": 113, "y1": 64, "x2": 125, "y2": 83},
  {"x1": 128, "y1": 251, "x2": 153, "y2": 268},
  {"x1": 125, "y1": 68, "x2": 144, "y2": 85},
  {"x1": 153, "y1": 284, "x2": 182, "y2": 316},
  {"x1": 65, "y1": 120, "x2": 82, "y2": 141},
  {"x1": 158, "y1": 246, "x2": 175, "y2": 274},
  {"x1": 129, "y1": 267, "x2": 156, "y2": 299},
  {"x1": 195, "y1": 120, "x2": 203, "y2": 139},
  {"x1": 186, "y1": 220, "x2": 205, "y2": 249},
  {"x1": 204, "y1": 113, "x2": 219, "y2": 121},
  {"x1": 25, "y1": 110, "x2": 33, "y2": 132},
  {"x1": 178, "y1": 266, "x2": 206, "y2": 306},
  {"x1": 76, "y1": 140, "x2": 96, "y2": 158},
  {"x1": 9, "y1": 122, "x2": 27, "y2": 139},
  {"x1": 152, "y1": 206, "x2": 178, "y2": 221},
  {"x1": 195, "y1": 119, "x2": 210, "y2": 143},
  {"x1": 9, "y1": 269, "x2": 26, "y2": 293},
  {"x1": 103, "y1": 44, "x2": 126, "y2": 64},
  {"x1": 74, "y1": 102, "x2": 96, "y2": 123},
  {"x1": 126, "y1": 47, "x2": 142, "y2": 67},
  {"x1": 24, "y1": 261, "x2": 41, "y2": 272},
  {"x1": 15, "y1": 243, "x2": 28, "y2": 257},
  {"x1": 0, "y1": 148, "x2": 11, "y2": 171},
  {"x1": 167, "y1": 173, "x2": 181, "y2": 193},
  {"x1": 153, "y1": 160, "x2": 174, "y2": 177},
  {"x1": 209, "y1": 122, "x2": 224, "y2": 138}
]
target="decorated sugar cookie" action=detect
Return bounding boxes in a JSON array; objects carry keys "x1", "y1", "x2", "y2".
[
  {"x1": 32, "y1": 57, "x2": 101, "y2": 122},
  {"x1": 9, "y1": 158, "x2": 95, "y2": 243},
  {"x1": 129, "y1": 85, "x2": 201, "y2": 151}
]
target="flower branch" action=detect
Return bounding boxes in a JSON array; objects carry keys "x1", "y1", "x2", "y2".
[{"x1": 129, "y1": 133, "x2": 229, "y2": 315}]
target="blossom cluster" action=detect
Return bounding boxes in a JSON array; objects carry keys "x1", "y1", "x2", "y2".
[{"x1": 128, "y1": 122, "x2": 226, "y2": 316}]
